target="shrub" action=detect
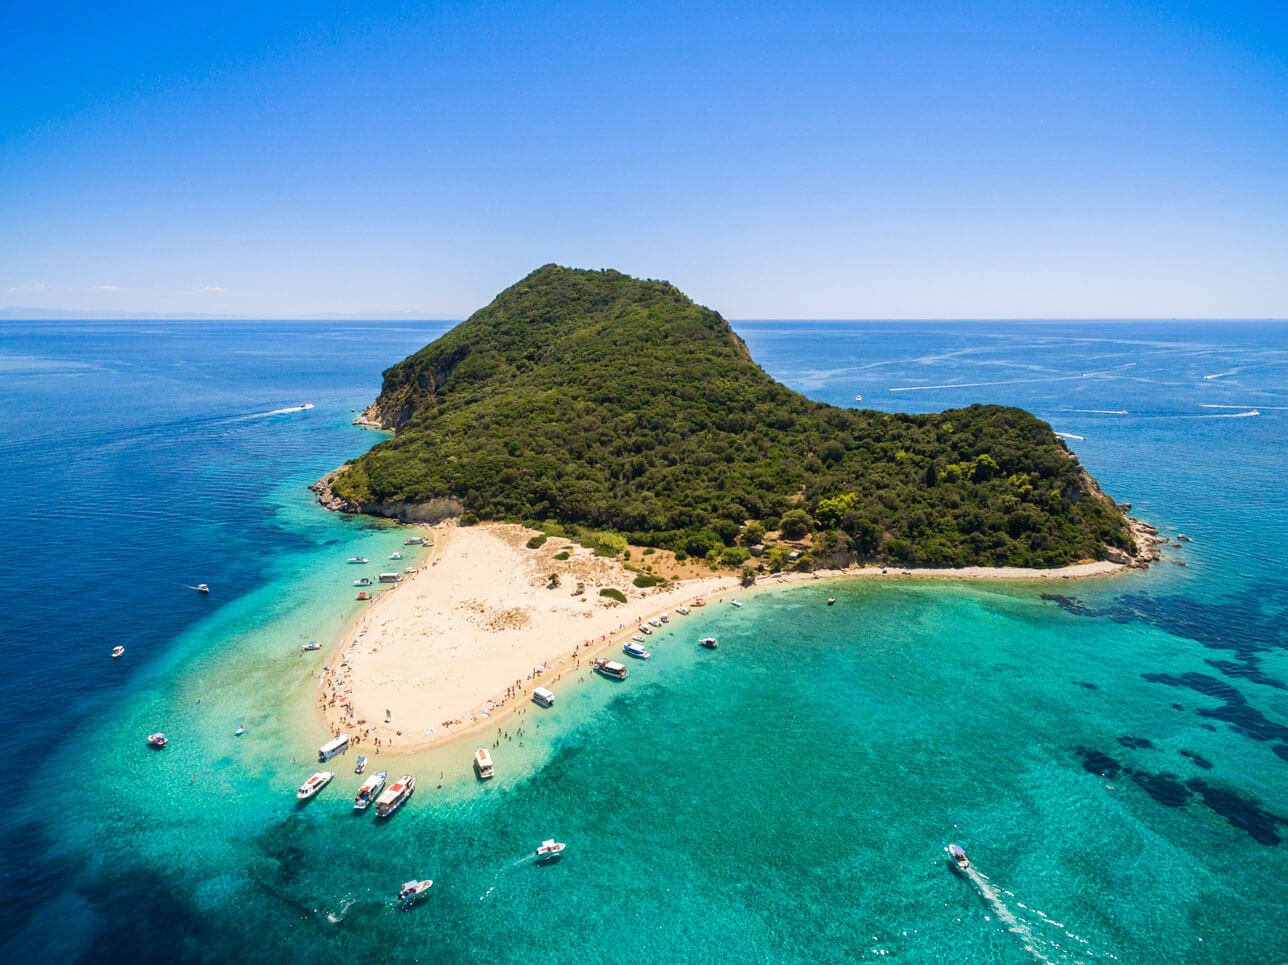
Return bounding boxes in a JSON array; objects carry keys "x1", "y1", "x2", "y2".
[
  {"x1": 526, "y1": 534, "x2": 548, "y2": 549},
  {"x1": 633, "y1": 574, "x2": 660, "y2": 588},
  {"x1": 459, "y1": 513, "x2": 479, "y2": 527},
  {"x1": 553, "y1": 550, "x2": 570, "y2": 560},
  {"x1": 599, "y1": 587, "x2": 627, "y2": 604}
]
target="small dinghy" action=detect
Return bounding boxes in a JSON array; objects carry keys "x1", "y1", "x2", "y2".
[
  {"x1": 234, "y1": 726, "x2": 245, "y2": 737},
  {"x1": 111, "y1": 646, "x2": 125, "y2": 659},
  {"x1": 948, "y1": 843, "x2": 970, "y2": 871}
]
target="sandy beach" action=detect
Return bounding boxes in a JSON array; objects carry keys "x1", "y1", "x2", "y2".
[{"x1": 318, "y1": 520, "x2": 1149, "y2": 757}]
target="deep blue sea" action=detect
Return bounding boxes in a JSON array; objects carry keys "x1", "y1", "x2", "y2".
[{"x1": 1, "y1": 318, "x2": 1286, "y2": 963}]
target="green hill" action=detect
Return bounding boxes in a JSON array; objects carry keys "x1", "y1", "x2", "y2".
[{"x1": 323, "y1": 265, "x2": 1135, "y2": 568}]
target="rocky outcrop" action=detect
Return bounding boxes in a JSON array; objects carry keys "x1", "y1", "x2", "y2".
[
  {"x1": 1115, "y1": 516, "x2": 1165, "y2": 568},
  {"x1": 310, "y1": 469, "x2": 464, "y2": 523}
]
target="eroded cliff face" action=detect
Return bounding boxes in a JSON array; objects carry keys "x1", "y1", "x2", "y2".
[{"x1": 309, "y1": 470, "x2": 464, "y2": 523}]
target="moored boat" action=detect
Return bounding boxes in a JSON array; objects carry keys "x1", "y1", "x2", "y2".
[
  {"x1": 536, "y1": 839, "x2": 566, "y2": 861},
  {"x1": 647, "y1": 617, "x2": 661, "y2": 628},
  {"x1": 378, "y1": 572, "x2": 401, "y2": 583},
  {"x1": 389, "y1": 552, "x2": 402, "y2": 560},
  {"x1": 356, "y1": 591, "x2": 371, "y2": 600},
  {"x1": 302, "y1": 641, "x2": 322, "y2": 651},
  {"x1": 827, "y1": 597, "x2": 836, "y2": 606},
  {"x1": 353, "y1": 577, "x2": 372, "y2": 586},
  {"x1": 692, "y1": 598, "x2": 706, "y2": 607},
  {"x1": 532, "y1": 686, "x2": 556, "y2": 708},
  {"x1": 318, "y1": 733, "x2": 350, "y2": 762},
  {"x1": 623, "y1": 640, "x2": 651, "y2": 659},
  {"x1": 354, "y1": 756, "x2": 368, "y2": 774},
  {"x1": 637, "y1": 624, "x2": 652, "y2": 635},
  {"x1": 147, "y1": 732, "x2": 168, "y2": 748},
  {"x1": 398, "y1": 879, "x2": 433, "y2": 902},
  {"x1": 593, "y1": 658, "x2": 628, "y2": 680},
  {"x1": 234, "y1": 726, "x2": 245, "y2": 737},
  {"x1": 297, "y1": 771, "x2": 334, "y2": 800},
  {"x1": 374, "y1": 774, "x2": 415, "y2": 817},
  {"x1": 699, "y1": 637, "x2": 718, "y2": 650},
  {"x1": 404, "y1": 536, "x2": 425, "y2": 545},
  {"x1": 730, "y1": 599, "x2": 743, "y2": 607},
  {"x1": 948, "y1": 843, "x2": 970, "y2": 871},
  {"x1": 346, "y1": 557, "x2": 368, "y2": 564},
  {"x1": 111, "y1": 646, "x2": 125, "y2": 659},
  {"x1": 474, "y1": 747, "x2": 495, "y2": 779},
  {"x1": 353, "y1": 770, "x2": 387, "y2": 811},
  {"x1": 659, "y1": 612, "x2": 669, "y2": 623},
  {"x1": 675, "y1": 606, "x2": 690, "y2": 615}
]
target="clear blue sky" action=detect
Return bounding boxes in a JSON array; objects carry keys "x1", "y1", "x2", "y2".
[{"x1": 2, "y1": 0, "x2": 1285, "y2": 318}]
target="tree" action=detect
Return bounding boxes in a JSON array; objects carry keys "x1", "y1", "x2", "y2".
[{"x1": 780, "y1": 508, "x2": 812, "y2": 540}]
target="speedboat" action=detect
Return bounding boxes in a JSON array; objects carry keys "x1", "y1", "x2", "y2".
[
  {"x1": 691, "y1": 598, "x2": 706, "y2": 607},
  {"x1": 195, "y1": 584, "x2": 210, "y2": 594},
  {"x1": 631, "y1": 634, "x2": 647, "y2": 644},
  {"x1": 346, "y1": 557, "x2": 368, "y2": 564},
  {"x1": 647, "y1": 618, "x2": 661, "y2": 628},
  {"x1": 354, "y1": 756, "x2": 368, "y2": 774},
  {"x1": 536, "y1": 839, "x2": 566, "y2": 862},
  {"x1": 593, "y1": 658, "x2": 628, "y2": 680},
  {"x1": 353, "y1": 577, "x2": 372, "y2": 586},
  {"x1": 297, "y1": 771, "x2": 334, "y2": 800},
  {"x1": 111, "y1": 646, "x2": 125, "y2": 659},
  {"x1": 389, "y1": 552, "x2": 402, "y2": 560},
  {"x1": 623, "y1": 640, "x2": 651, "y2": 659},
  {"x1": 699, "y1": 637, "x2": 718, "y2": 650},
  {"x1": 948, "y1": 844, "x2": 970, "y2": 871},
  {"x1": 147, "y1": 732, "x2": 168, "y2": 748},
  {"x1": 675, "y1": 606, "x2": 690, "y2": 615},
  {"x1": 659, "y1": 613, "x2": 669, "y2": 623},
  {"x1": 637, "y1": 625, "x2": 652, "y2": 635},
  {"x1": 353, "y1": 770, "x2": 388, "y2": 812},
  {"x1": 374, "y1": 774, "x2": 415, "y2": 817},
  {"x1": 302, "y1": 641, "x2": 322, "y2": 651},
  {"x1": 398, "y1": 879, "x2": 433, "y2": 902},
  {"x1": 356, "y1": 591, "x2": 371, "y2": 600},
  {"x1": 827, "y1": 597, "x2": 836, "y2": 606},
  {"x1": 474, "y1": 747, "x2": 495, "y2": 779},
  {"x1": 730, "y1": 599, "x2": 743, "y2": 608},
  {"x1": 855, "y1": 394, "x2": 862, "y2": 402}
]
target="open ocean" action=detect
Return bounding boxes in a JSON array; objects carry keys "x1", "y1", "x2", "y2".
[{"x1": 1, "y1": 318, "x2": 1286, "y2": 964}]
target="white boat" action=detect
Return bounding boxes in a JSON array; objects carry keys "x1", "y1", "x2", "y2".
[
  {"x1": 532, "y1": 686, "x2": 556, "y2": 708},
  {"x1": 147, "y1": 732, "x2": 168, "y2": 748},
  {"x1": 474, "y1": 747, "x2": 495, "y2": 779},
  {"x1": 659, "y1": 613, "x2": 669, "y2": 623},
  {"x1": 302, "y1": 641, "x2": 322, "y2": 652},
  {"x1": 389, "y1": 552, "x2": 402, "y2": 560},
  {"x1": 631, "y1": 634, "x2": 647, "y2": 644},
  {"x1": 536, "y1": 839, "x2": 566, "y2": 861},
  {"x1": 111, "y1": 646, "x2": 125, "y2": 659},
  {"x1": 318, "y1": 733, "x2": 350, "y2": 762},
  {"x1": 378, "y1": 572, "x2": 401, "y2": 583},
  {"x1": 354, "y1": 756, "x2": 368, "y2": 774},
  {"x1": 353, "y1": 577, "x2": 372, "y2": 586},
  {"x1": 234, "y1": 726, "x2": 245, "y2": 737},
  {"x1": 353, "y1": 770, "x2": 388, "y2": 811},
  {"x1": 297, "y1": 771, "x2": 333, "y2": 801},
  {"x1": 593, "y1": 658, "x2": 628, "y2": 680},
  {"x1": 647, "y1": 618, "x2": 661, "y2": 628},
  {"x1": 623, "y1": 641, "x2": 651, "y2": 659},
  {"x1": 948, "y1": 844, "x2": 970, "y2": 871},
  {"x1": 730, "y1": 599, "x2": 743, "y2": 608},
  {"x1": 855, "y1": 394, "x2": 862, "y2": 402},
  {"x1": 195, "y1": 583, "x2": 210, "y2": 594},
  {"x1": 404, "y1": 536, "x2": 425, "y2": 545},
  {"x1": 637, "y1": 625, "x2": 652, "y2": 635},
  {"x1": 827, "y1": 597, "x2": 836, "y2": 606},
  {"x1": 399, "y1": 879, "x2": 433, "y2": 902},
  {"x1": 699, "y1": 637, "x2": 718, "y2": 650},
  {"x1": 375, "y1": 774, "x2": 415, "y2": 817},
  {"x1": 346, "y1": 557, "x2": 368, "y2": 564},
  {"x1": 675, "y1": 606, "x2": 690, "y2": 615}
]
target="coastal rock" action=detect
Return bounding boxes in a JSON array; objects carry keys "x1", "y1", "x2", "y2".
[
  {"x1": 310, "y1": 470, "x2": 464, "y2": 523},
  {"x1": 1105, "y1": 547, "x2": 1132, "y2": 565}
]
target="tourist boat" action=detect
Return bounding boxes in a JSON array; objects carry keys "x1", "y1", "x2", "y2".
[
  {"x1": 374, "y1": 774, "x2": 415, "y2": 817},
  {"x1": 637, "y1": 624, "x2": 652, "y2": 635},
  {"x1": 111, "y1": 646, "x2": 125, "y2": 659},
  {"x1": 647, "y1": 617, "x2": 661, "y2": 628},
  {"x1": 730, "y1": 599, "x2": 743, "y2": 607},
  {"x1": 378, "y1": 572, "x2": 401, "y2": 583},
  {"x1": 827, "y1": 597, "x2": 836, "y2": 606},
  {"x1": 675, "y1": 606, "x2": 690, "y2": 615},
  {"x1": 318, "y1": 733, "x2": 350, "y2": 762},
  {"x1": 302, "y1": 641, "x2": 322, "y2": 651},
  {"x1": 297, "y1": 771, "x2": 334, "y2": 801},
  {"x1": 623, "y1": 641, "x2": 651, "y2": 659},
  {"x1": 699, "y1": 637, "x2": 718, "y2": 650},
  {"x1": 147, "y1": 732, "x2": 168, "y2": 748},
  {"x1": 346, "y1": 557, "x2": 368, "y2": 564},
  {"x1": 354, "y1": 756, "x2": 368, "y2": 774},
  {"x1": 353, "y1": 577, "x2": 372, "y2": 586},
  {"x1": 398, "y1": 879, "x2": 433, "y2": 902},
  {"x1": 404, "y1": 536, "x2": 425, "y2": 545},
  {"x1": 535, "y1": 839, "x2": 566, "y2": 862},
  {"x1": 353, "y1": 770, "x2": 388, "y2": 812},
  {"x1": 948, "y1": 844, "x2": 970, "y2": 871},
  {"x1": 474, "y1": 747, "x2": 495, "y2": 779},
  {"x1": 532, "y1": 686, "x2": 555, "y2": 707},
  {"x1": 356, "y1": 591, "x2": 371, "y2": 600},
  {"x1": 593, "y1": 658, "x2": 628, "y2": 680},
  {"x1": 195, "y1": 584, "x2": 210, "y2": 594}
]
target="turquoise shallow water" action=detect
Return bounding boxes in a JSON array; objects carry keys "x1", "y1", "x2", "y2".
[{"x1": 1, "y1": 320, "x2": 1286, "y2": 963}]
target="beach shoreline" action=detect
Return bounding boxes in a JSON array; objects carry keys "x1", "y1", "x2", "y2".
[{"x1": 315, "y1": 518, "x2": 1160, "y2": 759}]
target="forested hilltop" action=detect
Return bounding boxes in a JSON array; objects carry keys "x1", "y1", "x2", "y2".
[{"x1": 323, "y1": 265, "x2": 1136, "y2": 569}]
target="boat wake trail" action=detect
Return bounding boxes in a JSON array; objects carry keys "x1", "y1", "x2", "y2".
[
  {"x1": 1054, "y1": 432, "x2": 1086, "y2": 441},
  {"x1": 235, "y1": 403, "x2": 315, "y2": 420},
  {"x1": 325, "y1": 896, "x2": 355, "y2": 924},
  {"x1": 954, "y1": 856, "x2": 1109, "y2": 964}
]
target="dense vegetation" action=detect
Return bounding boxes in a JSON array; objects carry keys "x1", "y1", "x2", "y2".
[{"x1": 330, "y1": 265, "x2": 1134, "y2": 568}]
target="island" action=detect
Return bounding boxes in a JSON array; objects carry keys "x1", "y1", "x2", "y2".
[{"x1": 310, "y1": 265, "x2": 1159, "y2": 754}]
